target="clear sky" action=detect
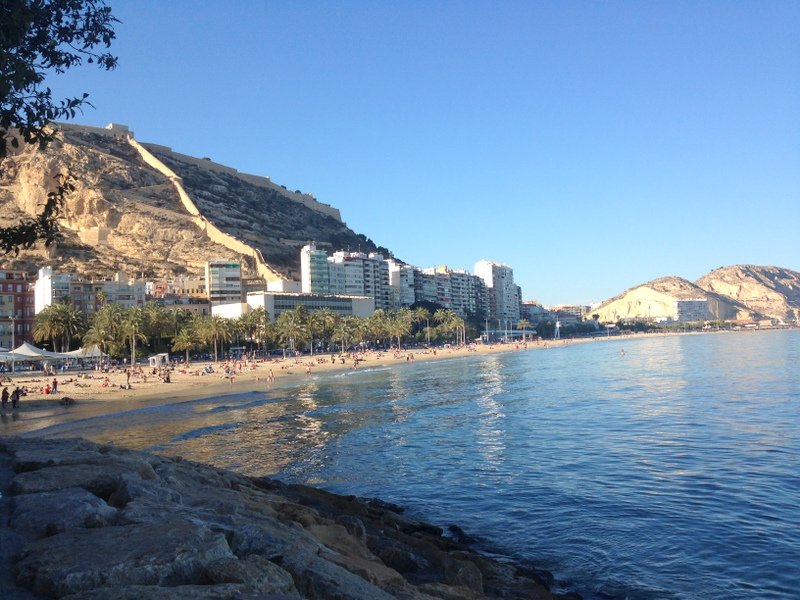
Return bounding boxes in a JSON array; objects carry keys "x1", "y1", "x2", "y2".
[{"x1": 48, "y1": 1, "x2": 799, "y2": 306}]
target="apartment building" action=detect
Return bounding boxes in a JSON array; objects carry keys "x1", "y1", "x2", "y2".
[
  {"x1": 302, "y1": 247, "x2": 392, "y2": 310},
  {"x1": 205, "y1": 259, "x2": 242, "y2": 305},
  {"x1": 0, "y1": 269, "x2": 35, "y2": 347},
  {"x1": 474, "y1": 260, "x2": 521, "y2": 322},
  {"x1": 34, "y1": 267, "x2": 145, "y2": 316}
]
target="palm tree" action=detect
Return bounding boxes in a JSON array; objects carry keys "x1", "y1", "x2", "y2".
[
  {"x1": 517, "y1": 319, "x2": 531, "y2": 341},
  {"x1": 33, "y1": 305, "x2": 62, "y2": 351},
  {"x1": 120, "y1": 306, "x2": 148, "y2": 366},
  {"x1": 194, "y1": 315, "x2": 233, "y2": 362},
  {"x1": 435, "y1": 309, "x2": 466, "y2": 345},
  {"x1": 171, "y1": 328, "x2": 198, "y2": 366},
  {"x1": 387, "y1": 308, "x2": 413, "y2": 350},
  {"x1": 276, "y1": 306, "x2": 308, "y2": 354},
  {"x1": 411, "y1": 306, "x2": 431, "y2": 346},
  {"x1": 368, "y1": 309, "x2": 390, "y2": 348},
  {"x1": 142, "y1": 302, "x2": 168, "y2": 353},
  {"x1": 55, "y1": 301, "x2": 84, "y2": 351},
  {"x1": 83, "y1": 303, "x2": 124, "y2": 357},
  {"x1": 238, "y1": 308, "x2": 263, "y2": 350},
  {"x1": 332, "y1": 316, "x2": 355, "y2": 353},
  {"x1": 33, "y1": 301, "x2": 85, "y2": 352},
  {"x1": 95, "y1": 290, "x2": 108, "y2": 307},
  {"x1": 314, "y1": 308, "x2": 339, "y2": 353}
]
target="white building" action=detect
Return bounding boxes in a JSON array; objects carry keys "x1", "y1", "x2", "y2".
[
  {"x1": 34, "y1": 267, "x2": 145, "y2": 315},
  {"x1": 244, "y1": 292, "x2": 375, "y2": 322},
  {"x1": 474, "y1": 259, "x2": 520, "y2": 322},
  {"x1": 387, "y1": 260, "x2": 415, "y2": 308},
  {"x1": 300, "y1": 248, "x2": 391, "y2": 310},
  {"x1": 674, "y1": 298, "x2": 710, "y2": 322}
]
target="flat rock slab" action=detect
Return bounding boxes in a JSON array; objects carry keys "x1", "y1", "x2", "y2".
[
  {"x1": 15, "y1": 518, "x2": 233, "y2": 598},
  {"x1": 11, "y1": 486, "x2": 118, "y2": 539},
  {"x1": 11, "y1": 463, "x2": 139, "y2": 497}
]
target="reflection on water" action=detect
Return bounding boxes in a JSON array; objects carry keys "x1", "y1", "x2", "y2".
[{"x1": 10, "y1": 330, "x2": 800, "y2": 600}]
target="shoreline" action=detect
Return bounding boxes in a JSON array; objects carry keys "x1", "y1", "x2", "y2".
[
  {"x1": 0, "y1": 339, "x2": 558, "y2": 434},
  {"x1": 0, "y1": 328, "x2": 763, "y2": 436}
]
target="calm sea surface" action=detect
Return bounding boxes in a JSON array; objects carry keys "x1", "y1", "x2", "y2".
[{"x1": 17, "y1": 330, "x2": 800, "y2": 600}]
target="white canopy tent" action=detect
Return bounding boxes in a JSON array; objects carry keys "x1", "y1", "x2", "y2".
[
  {"x1": 63, "y1": 345, "x2": 108, "y2": 359},
  {"x1": 8, "y1": 342, "x2": 69, "y2": 360}
]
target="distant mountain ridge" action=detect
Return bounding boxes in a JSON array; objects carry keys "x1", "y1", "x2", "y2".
[
  {"x1": 591, "y1": 266, "x2": 800, "y2": 324},
  {"x1": 0, "y1": 123, "x2": 392, "y2": 281},
  {"x1": 696, "y1": 265, "x2": 800, "y2": 323}
]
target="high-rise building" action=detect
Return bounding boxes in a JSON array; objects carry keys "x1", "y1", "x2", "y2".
[
  {"x1": 474, "y1": 260, "x2": 520, "y2": 322},
  {"x1": 387, "y1": 260, "x2": 415, "y2": 308},
  {"x1": 437, "y1": 267, "x2": 488, "y2": 318},
  {"x1": 205, "y1": 259, "x2": 242, "y2": 305},
  {"x1": 300, "y1": 243, "x2": 330, "y2": 294},
  {"x1": 301, "y1": 248, "x2": 391, "y2": 310}
]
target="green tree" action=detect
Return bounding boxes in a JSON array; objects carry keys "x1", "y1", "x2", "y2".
[
  {"x1": 332, "y1": 316, "x2": 356, "y2": 353},
  {"x1": 83, "y1": 302, "x2": 124, "y2": 356},
  {"x1": 411, "y1": 306, "x2": 432, "y2": 345},
  {"x1": 33, "y1": 300, "x2": 84, "y2": 351},
  {"x1": 387, "y1": 308, "x2": 413, "y2": 350},
  {"x1": 276, "y1": 306, "x2": 308, "y2": 354},
  {"x1": 32, "y1": 304, "x2": 62, "y2": 351},
  {"x1": 120, "y1": 307, "x2": 148, "y2": 366},
  {"x1": 1, "y1": 0, "x2": 118, "y2": 254},
  {"x1": 193, "y1": 315, "x2": 232, "y2": 362},
  {"x1": 368, "y1": 309, "x2": 390, "y2": 348},
  {"x1": 314, "y1": 308, "x2": 339, "y2": 353},
  {"x1": 171, "y1": 328, "x2": 198, "y2": 366},
  {"x1": 142, "y1": 302, "x2": 169, "y2": 353},
  {"x1": 517, "y1": 319, "x2": 531, "y2": 341}
]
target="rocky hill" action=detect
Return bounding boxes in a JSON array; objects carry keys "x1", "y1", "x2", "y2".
[
  {"x1": 695, "y1": 265, "x2": 800, "y2": 323},
  {"x1": 591, "y1": 275, "x2": 759, "y2": 323},
  {"x1": 0, "y1": 123, "x2": 391, "y2": 281}
]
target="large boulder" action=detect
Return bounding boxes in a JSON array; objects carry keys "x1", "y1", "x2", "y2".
[
  {"x1": 10, "y1": 486, "x2": 118, "y2": 539},
  {"x1": 14, "y1": 519, "x2": 233, "y2": 597}
]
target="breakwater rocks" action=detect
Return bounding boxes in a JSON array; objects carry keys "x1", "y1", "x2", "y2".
[{"x1": 0, "y1": 437, "x2": 576, "y2": 600}]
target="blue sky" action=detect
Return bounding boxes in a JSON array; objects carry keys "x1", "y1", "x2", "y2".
[{"x1": 49, "y1": 1, "x2": 799, "y2": 305}]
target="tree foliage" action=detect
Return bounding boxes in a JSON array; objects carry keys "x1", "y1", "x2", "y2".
[{"x1": 1, "y1": 0, "x2": 118, "y2": 253}]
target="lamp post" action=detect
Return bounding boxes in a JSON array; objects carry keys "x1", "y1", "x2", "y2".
[{"x1": 8, "y1": 315, "x2": 15, "y2": 373}]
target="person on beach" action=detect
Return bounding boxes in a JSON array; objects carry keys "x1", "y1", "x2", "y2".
[
  {"x1": 11, "y1": 387, "x2": 21, "y2": 408},
  {"x1": 1, "y1": 387, "x2": 8, "y2": 410},
  {"x1": 51, "y1": 378, "x2": 58, "y2": 393}
]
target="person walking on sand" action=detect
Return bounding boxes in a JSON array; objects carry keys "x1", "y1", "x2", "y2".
[
  {"x1": 51, "y1": 378, "x2": 58, "y2": 393},
  {"x1": 11, "y1": 387, "x2": 21, "y2": 409},
  {"x1": 1, "y1": 387, "x2": 8, "y2": 410}
]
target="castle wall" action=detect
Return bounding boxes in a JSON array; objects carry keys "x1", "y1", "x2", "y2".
[
  {"x1": 141, "y1": 144, "x2": 343, "y2": 222},
  {"x1": 127, "y1": 137, "x2": 284, "y2": 283}
]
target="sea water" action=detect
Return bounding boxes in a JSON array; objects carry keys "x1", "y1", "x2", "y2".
[{"x1": 22, "y1": 330, "x2": 800, "y2": 599}]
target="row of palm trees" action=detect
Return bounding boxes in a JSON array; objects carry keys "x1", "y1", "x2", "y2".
[{"x1": 32, "y1": 301, "x2": 471, "y2": 363}]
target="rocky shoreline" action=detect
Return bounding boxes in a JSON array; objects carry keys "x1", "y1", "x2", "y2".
[{"x1": 0, "y1": 436, "x2": 579, "y2": 600}]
